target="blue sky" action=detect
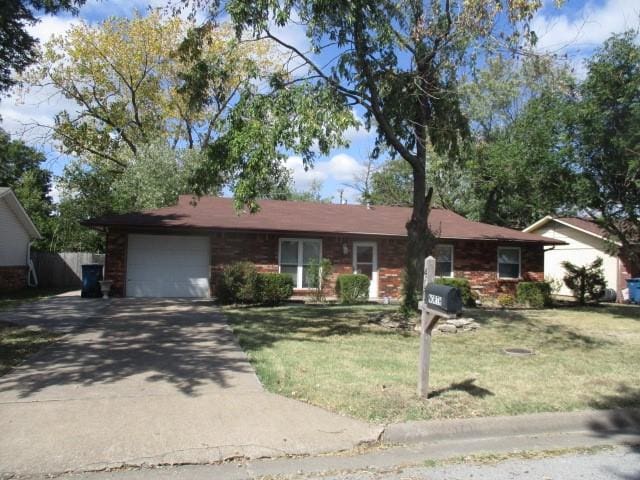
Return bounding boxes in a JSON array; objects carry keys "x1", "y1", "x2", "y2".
[{"x1": 1, "y1": 0, "x2": 638, "y2": 203}]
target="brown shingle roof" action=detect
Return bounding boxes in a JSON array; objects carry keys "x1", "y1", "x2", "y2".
[
  {"x1": 84, "y1": 196, "x2": 564, "y2": 244},
  {"x1": 555, "y1": 217, "x2": 608, "y2": 238}
]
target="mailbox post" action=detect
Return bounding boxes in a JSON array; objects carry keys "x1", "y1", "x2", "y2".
[{"x1": 418, "y1": 256, "x2": 462, "y2": 398}]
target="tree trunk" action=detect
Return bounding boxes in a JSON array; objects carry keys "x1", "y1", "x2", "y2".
[{"x1": 403, "y1": 162, "x2": 436, "y2": 313}]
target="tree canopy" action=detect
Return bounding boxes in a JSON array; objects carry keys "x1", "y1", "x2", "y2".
[
  {"x1": 569, "y1": 31, "x2": 640, "y2": 265},
  {"x1": 203, "y1": 0, "x2": 547, "y2": 311},
  {"x1": 0, "y1": 128, "x2": 54, "y2": 250},
  {"x1": 367, "y1": 55, "x2": 576, "y2": 230},
  {"x1": 0, "y1": 0, "x2": 85, "y2": 93}
]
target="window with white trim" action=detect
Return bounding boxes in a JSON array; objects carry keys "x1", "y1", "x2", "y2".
[
  {"x1": 279, "y1": 238, "x2": 321, "y2": 288},
  {"x1": 434, "y1": 244, "x2": 454, "y2": 277},
  {"x1": 497, "y1": 247, "x2": 521, "y2": 279}
]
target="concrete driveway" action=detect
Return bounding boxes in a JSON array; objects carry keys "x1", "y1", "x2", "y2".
[{"x1": 0, "y1": 298, "x2": 381, "y2": 477}]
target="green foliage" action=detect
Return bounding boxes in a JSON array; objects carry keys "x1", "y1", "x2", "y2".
[
  {"x1": 189, "y1": 82, "x2": 355, "y2": 211},
  {"x1": 305, "y1": 258, "x2": 333, "y2": 302},
  {"x1": 516, "y1": 282, "x2": 552, "y2": 309},
  {"x1": 52, "y1": 140, "x2": 215, "y2": 252},
  {"x1": 29, "y1": 14, "x2": 281, "y2": 165},
  {"x1": 256, "y1": 273, "x2": 293, "y2": 306},
  {"x1": 369, "y1": 158, "x2": 413, "y2": 207},
  {"x1": 568, "y1": 31, "x2": 640, "y2": 265},
  {"x1": 545, "y1": 276, "x2": 563, "y2": 295},
  {"x1": 368, "y1": 56, "x2": 577, "y2": 230},
  {"x1": 0, "y1": 0, "x2": 85, "y2": 92},
  {"x1": 561, "y1": 258, "x2": 607, "y2": 306},
  {"x1": 435, "y1": 277, "x2": 477, "y2": 308},
  {"x1": 336, "y1": 274, "x2": 370, "y2": 305},
  {"x1": 215, "y1": 262, "x2": 259, "y2": 305},
  {"x1": 0, "y1": 128, "x2": 54, "y2": 250},
  {"x1": 497, "y1": 293, "x2": 516, "y2": 308},
  {"x1": 199, "y1": 0, "x2": 546, "y2": 315}
]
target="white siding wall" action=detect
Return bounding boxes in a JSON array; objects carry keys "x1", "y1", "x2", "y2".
[
  {"x1": 532, "y1": 222, "x2": 619, "y2": 296},
  {"x1": 0, "y1": 197, "x2": 30, "y2": 266}
]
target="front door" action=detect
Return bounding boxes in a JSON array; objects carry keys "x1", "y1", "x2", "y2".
[{"x1": 353, "y1": 242, "x2": 378, "y2": 299}]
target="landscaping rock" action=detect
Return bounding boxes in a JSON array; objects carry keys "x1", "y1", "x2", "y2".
[
  {"x1": 438, "y1": 323, "x2": 458, "y2": 333},
  {"x1": 369, "y1": 311, "x2": 415, "y2": 332},
  {"x1": 447, "y1": 318, "x2": 472, "y2": 328}
]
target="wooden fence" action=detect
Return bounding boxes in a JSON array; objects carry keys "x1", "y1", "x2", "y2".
[{"x1": 32, "y1": 252, "x2": 105, "y2": 289}]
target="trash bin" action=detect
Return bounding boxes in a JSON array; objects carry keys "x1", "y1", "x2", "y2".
[
  {"x1": 81, "y1": 264, "x2": 104, "y2": 298},
  {"x1": 626, "y1": 278, "x2": 640, "y2": 304}
]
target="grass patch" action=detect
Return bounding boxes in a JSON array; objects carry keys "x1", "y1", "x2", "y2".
[
  {"x1": 0, "y1": 322, "x2": 61, "y2": 376},
  {"x1": 0, "y1": 288, "x2": 71, "y2": 311},
  {"x1": 424, "y1": 444, "x2": 616, "y2": 468},
  {"x1": 225, "y1": 303, "x2": 640, "y2": 423}
]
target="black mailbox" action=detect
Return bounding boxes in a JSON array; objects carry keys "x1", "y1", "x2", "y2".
[{"x1": 424, "y1": 284, "x2": 462, "y2": 316}]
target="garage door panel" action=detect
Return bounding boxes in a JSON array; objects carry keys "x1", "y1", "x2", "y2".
[{"x1": 126, "y1": 234, "x2": 210, "y2": 298}]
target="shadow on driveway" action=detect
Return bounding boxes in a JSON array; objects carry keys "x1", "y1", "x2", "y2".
[{"x1": 0, "y1": 299, "x2": 261, "y2": 399}]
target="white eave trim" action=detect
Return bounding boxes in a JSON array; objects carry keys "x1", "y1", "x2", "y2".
[
  {"x1": 523, "y1": 216, "x2": 621, "y2": 247},
  {"x1": 0, "y1": 188, "x2": 42, "y2": 240}
]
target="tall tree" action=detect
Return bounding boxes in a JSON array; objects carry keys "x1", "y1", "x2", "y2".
[
  {"x1": 28, "y1": 12, "x2": 282, "y2": 165},
  {"x1": 52, "y1": 140, "x2": 213, "y2": 252},
  {"x1": 187, "y1": 0, "x2": 546, "y2": 311},
  {"x1": 0, "y1": 128, "x2": 53, "y2": 249},
  {"x1": 459, "y1": 55, "x2": 576, "y2": 228},
  {"x1": 570, "y1": 31, "x2": 640, "y2": 265},
  {"x1": 0, "y1": 0, "x2": 85, "y2": 93},
  {"x1": 367, "y1": 56, "x2": 576, "y2": 230}
]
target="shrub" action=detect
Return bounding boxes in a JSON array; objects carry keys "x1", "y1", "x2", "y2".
[
  {"x1": 216, "y1": 261, "x2": 258, "y2": 304},
  {"x1": 305, "y1": 258, "x2": 333, "y2": 302},
  {"x1": 435, "y1": 277, "x2": 477, "y2": 307},
  {"x1": 336, "y1": 274, "x2": 370, "y2": 304},
  {"x1": 257, "y1": 273, "x2": 294, "y2": 305},
  {"x1": 516, "y1": 282, "x2": 552, "y2": 308},
  {"x1": 561, "y1": 257, "x2": 607, "y2": 305},
  {"x1": 545, "y1": 276, "x2": 563, "y2": 295},
  {"x1": 497, "y1": 293, "x2": 516, "y2": 308}
]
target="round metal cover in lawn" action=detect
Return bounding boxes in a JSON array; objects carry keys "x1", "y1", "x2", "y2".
[{"x1": 503, "y1": 347, "x2": 535, "y2": 356}]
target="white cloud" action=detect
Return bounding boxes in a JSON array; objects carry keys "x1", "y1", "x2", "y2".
[
  {"x1": 284, "y1": 155, "x2": 328, "y2": 189},
  {"x1": 284, "y1": 153, "x2": 366, "y2": 190},
  {"x1": 532, "y1": 0, "x2": 640, "y2": 53},
  {"x1": 326, "y1": 153, "x2": 366, "y2": 182},
  {"x1": 0, "y1": 83, "x2": 80, "y2": 145},
  {"x1": 27, "y1": 15, "x2": 81, "y2": 44}
]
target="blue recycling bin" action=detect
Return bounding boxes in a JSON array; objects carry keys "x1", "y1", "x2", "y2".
[
  {"x1": 81, "y1": 264, "x2": 103, "y2": 298},
  {"x1": 627, "y1": 278, "x2": 640, "y2": 304}
]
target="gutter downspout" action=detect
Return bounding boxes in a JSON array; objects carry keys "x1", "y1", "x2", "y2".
[{"x1": 27, "y1": 241, "x2": 38, "y2": 287}]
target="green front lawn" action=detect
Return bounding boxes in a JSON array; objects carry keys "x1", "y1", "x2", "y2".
[
  {"x1": 225, "y1": 304, "x2": 640, "y2": 423},
  {"x1": 0, "y1": 322, "x2": 61, "y2": 376}
]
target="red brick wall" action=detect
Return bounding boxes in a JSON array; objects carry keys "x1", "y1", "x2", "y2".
[
  {"x1": 0, "y1": 266, "x2": 27, "y2": 291},
  {"x1": 104, "y1": 230, "x2": 544, "y2": 300},
  {"x1": 104, "y1": 230, "x2": 127, "y2": 296},
  {"x1": 450, "y1": 240, "x2": 544, "y2": 296},
  {"x1": 209, "y1": 233, "x2": 366, "y2": 297},
  {"x1": 618, "y1": 254, "x2": 639, "y2": 302}
]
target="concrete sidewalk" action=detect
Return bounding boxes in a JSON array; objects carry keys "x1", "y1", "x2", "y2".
[
  {"x1": 56, "y1": 408, "x2": 640, "y2": 480},
  {"x1": 0, "y1": 299, "x2": 381, "y2": 477}
]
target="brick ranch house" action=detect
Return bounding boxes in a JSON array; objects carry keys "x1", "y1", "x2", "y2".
[{"x1": 84, "y1": 196, "x2": 564, "y2": 300}]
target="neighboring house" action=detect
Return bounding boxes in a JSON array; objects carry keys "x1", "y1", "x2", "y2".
[
  {"x1": 84, "y1": 196, "x2": 562, "y2": 299},
  {"x1": 0, "y1": 187, "x2": 41, "y2": 291},
  {"x1": 524, "y1": 216, "x2": 639, "y2": 301}
]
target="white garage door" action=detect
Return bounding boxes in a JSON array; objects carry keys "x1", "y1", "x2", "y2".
[{"x1": 126, "y1": 234, "x2": 210, "y2": 298}]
